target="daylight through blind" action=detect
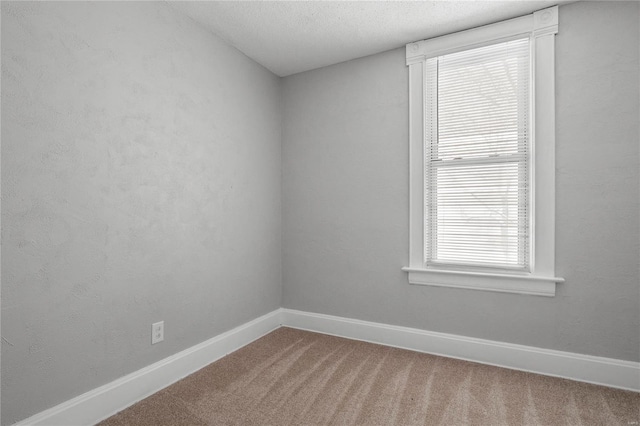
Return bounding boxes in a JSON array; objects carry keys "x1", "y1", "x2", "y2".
[{"x1": 425, "y1": 38, "x2": 531, "y2": 270}]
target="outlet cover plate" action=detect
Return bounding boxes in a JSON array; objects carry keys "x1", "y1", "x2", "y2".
[{"x1": 152, "y1": 321, "x2": 164, "y2": 344}]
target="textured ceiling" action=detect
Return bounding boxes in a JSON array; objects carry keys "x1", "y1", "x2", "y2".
[{"x1": 168, "y1": 1, "x2": 568, "y2": 77}]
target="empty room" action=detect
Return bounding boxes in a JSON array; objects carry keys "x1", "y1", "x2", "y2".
[{"x1": 2, "y1": 0, "x2": 639, "y2": 425}]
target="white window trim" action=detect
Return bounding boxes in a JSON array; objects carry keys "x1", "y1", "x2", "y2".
[{"x1": 402, "y1": 6, "x2": 564, "y2": 297}]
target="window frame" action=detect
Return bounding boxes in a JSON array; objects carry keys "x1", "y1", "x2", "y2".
[{"x1": 402, "y1": 6, "x2": 564, "y2": 297}]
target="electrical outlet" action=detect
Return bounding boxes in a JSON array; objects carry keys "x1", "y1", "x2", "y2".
[{"x1": 152, "y1": 321, "x2": 164, "y2": 345}]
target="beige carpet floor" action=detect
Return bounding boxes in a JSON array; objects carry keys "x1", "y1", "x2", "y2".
[{"x1": 100, "y1": 327, "x2": 639, "y2": 426}]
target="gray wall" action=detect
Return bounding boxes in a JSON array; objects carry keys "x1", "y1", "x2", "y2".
[
  {"x1": 1, "y1": 2, "x2": 282, "y2": 424},
  {"x1": 282, "y1": 1, "x2": 639, "y2": 362}
]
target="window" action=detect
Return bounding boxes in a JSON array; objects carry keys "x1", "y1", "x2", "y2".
[
  {"x1": 402, "y1": 7, "x2": 564, "y2": 296},
  {"x1": 426, "y1": 38, "x2": 530, "y2": 271}
]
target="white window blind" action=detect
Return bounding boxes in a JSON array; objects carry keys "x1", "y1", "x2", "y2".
[{"x1": 424, "y1": 38, "x2": 531, "y2": 271}]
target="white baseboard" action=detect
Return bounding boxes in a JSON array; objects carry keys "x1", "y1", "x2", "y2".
[
  {"x1": 280, "y1": 308, "x2": 640, "y2": 392},
  {"x1": 14, "y1": 307, "x2": 638, "y2": 425},
  {"x1": 14, "y1": 309, "x2": 283, "y2": 426}
]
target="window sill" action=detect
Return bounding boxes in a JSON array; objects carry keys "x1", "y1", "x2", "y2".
[{"x1": 401, "y1": 267, "x2": 564, "y2": 297}]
